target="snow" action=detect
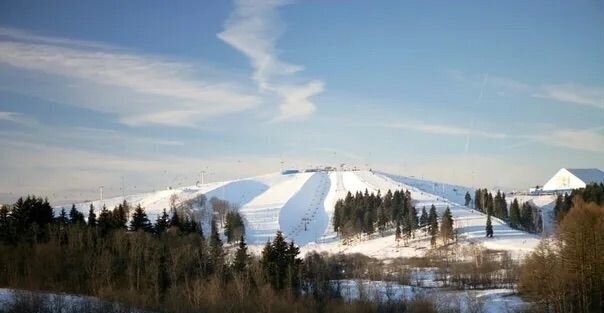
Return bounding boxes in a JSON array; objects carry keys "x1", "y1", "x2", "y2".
[
  {"x1": 61, "y1": 169, "x2": 543, "y2": 259},
  {"x1": 335, "y1": 280, "x2": 526, "y2": 313}
]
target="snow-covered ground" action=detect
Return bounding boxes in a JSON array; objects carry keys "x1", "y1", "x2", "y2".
[
  {"x1": 336, "y1": 280, "x2": 526, "y2": 313},
  {"x1": 60, "y1": 170, "x2": 541, "y2": 258}
]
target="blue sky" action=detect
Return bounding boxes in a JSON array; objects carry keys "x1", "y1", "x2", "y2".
[{"x1": 0, "y1": 0, "x2": 603, "y2": 203}]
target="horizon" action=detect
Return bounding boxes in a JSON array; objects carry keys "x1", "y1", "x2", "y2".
[{"x1": 1, "y1": 0, "x2": 603, "y2": 204}]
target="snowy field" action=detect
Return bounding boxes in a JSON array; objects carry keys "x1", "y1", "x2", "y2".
[
  {"x1": 336, "y1": 280, "x2": 526, "y2": 313},
  {"x1": 60, "y1": 170, "x2": 542, "y2": 259}
]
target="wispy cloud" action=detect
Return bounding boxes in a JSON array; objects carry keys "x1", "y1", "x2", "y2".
[
  {"x1": 384, "y1": 121, "x2": 508, "y2": 139},
  {"x1": 0, "y1": 28, "x2": 259, "y2": 127},
  {"x1": 0, "y1": 111, "x2": 21, "y2": 122},
  {"x1": 535, "y1": 84, "x2": 604, "y2": 110},
  {"x1": 524, "y1": 126, "x2": 604, "y2": 153},
  {"x1": 449, "y1": 69, "x2": 604, "y2": 110},
  {"x1": 218, "y1": 0, "x2": 324, "y2": 121}
]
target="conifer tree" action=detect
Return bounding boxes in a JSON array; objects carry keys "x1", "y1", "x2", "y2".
[
  {"x1": 56, "y1": 208, "x2": 68, "y2": 225},
  {"x1": 169, "y1": 210, "x2": 181, "y2": 230},
  {"x1": 429, "y1": 205, "x2": 439, "y2": 247},
  {"x1": 209, "y1": 219, "x2": 224, "y2": 272},
  {"x1": 87, "y1": 204, "x2": 97, "y2": 227},
  {"x1": 521, "y1": 202, "x2": 534, "y2": 232},
  {"x1": 0, "y1": 205, "x2": 13, "y2": 243},
  {"x1": 232, "y1": 235, "x2": 249, "y2": 273},
  {"x1": 333, "y1": 201, "x2": 342, "y2": 232},
  {"x1": 68, "y1": 204, "x2": 85, "y2": 225},
  {"x1": 419, "y1": 206, "x2": 429, "y2": 227},
  {"x1": 111, "y1": 202, "x2": 129, "y2": 230},
  {"x1": 154, "y1": 208, "x2": 170, "y2": 235},
  {"x1": 440, "y1": 207, "x2": 454, "y2": 245},
  {"x1": 130, "y1": 204, "x2": 153, "y2": 232},
  {"x1": 509, "y1": 199, "x2": 521, "y2": 229},
  {"x1": 465, "y1": 192, "x2": 472, "y2": 207},
  {"x1": 97, "y1": 205, "x2": 112, "y2": 235},
  {"x1": 485, "y1": 213, "x2": 494, "y2": 238}
]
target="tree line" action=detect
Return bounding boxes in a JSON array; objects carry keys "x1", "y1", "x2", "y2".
[
  {"x1": 519, "y1": 188, "x2": 604, "y2": 313},
  {"x1": 0, "y1": 195, "x2": 453, "y2": 313},
  {"x1": 553, "y1": 182, "x2": 604, "y2": 223},
  {"x1": 471, "y1": 189, "x2": 542, "y2": 236},
  {"x1": 333, "y1": 189, "x2": 416, "y2": 238}
]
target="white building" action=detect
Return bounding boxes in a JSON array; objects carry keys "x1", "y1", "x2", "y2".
[{"x1": 542, "y1": 168, "x2": 604, "y2": 192}]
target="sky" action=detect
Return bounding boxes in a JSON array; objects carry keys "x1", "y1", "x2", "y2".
[{"x1": 0, "y1": 0, "x2": 603, "y2": 204}]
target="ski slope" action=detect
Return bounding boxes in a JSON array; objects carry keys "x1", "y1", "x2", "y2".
[{"x1": 61, "y1": 170, "x2": 541, "y2": 258}]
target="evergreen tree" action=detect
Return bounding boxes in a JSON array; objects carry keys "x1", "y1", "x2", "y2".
[
  {"x1": 111, "y1": 202, "x2": 129, "y2": 230},
  {"x1": 429, "y1": 205, "x2": 439, "y2": 247},
  {"x1": 224, "y1": 211, "x2": 245, "y2": 243},
  {"x1": 261, "y1": 231, "x2": 302, "y2": 291},
  {"x1": 465, "y1": 192, "x2": 472, "y2": 207},
  {"x1": 440, "y1": 207, "x2": 454, "y2": 245},
  {"x1": 474, "y1": 189, "x2": 482, "y2": 211},
  {"x1": 56, "y1": 208, "x2": 68, "y2": 225},
  {"x1": 509, "y1": 199, "x2": 521, "y2": 229},
  {"x1": 130, "y1": 204, "x2": 153, "y2": 232},
  {"x1": 485, "y1": 213, "x2": 494, "y2": 238},
  {"x1": 0, "y1": 205, "x2": 14, "y2": 243},
  {"x1": 232, "y1": 235, "x2": 249, "y2": 273},
  {"x1": 333, "y1": 201, "x2": 342, "y2": 232},
  {"x1": 521, "y1": 202, "x2": 534, "y2": 232},
  {"x1": 169, "y1": 210, "x2": 181, "y2": 230},
  {"x1": 97, "y1": 205, "x2": 112, "y2": 235},
  {"x1": 500, "y1": 193, "x2": 509, "y2": 220},
  {"x1": 419, "y1": 206, "x2": 429, "y2": 227},
  {"x1": 154, "y1": 208, "x2": 170, "y2": 235},
  {"x1": 486, "y1": 192, "x2": 494, "y2": 216},
  {"x1": 68, "y1": 204, "x2": 85, "y2": 225},
  {"x1": 209, "y1": 219, "x2": 224, "y2": 272},
  {"x1": 87, "y1": 204, "x2": 97, "y2": 227}
]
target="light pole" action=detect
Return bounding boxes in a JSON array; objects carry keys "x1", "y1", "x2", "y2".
[{"x1": 99, "y1": 186, "x2": 104, "y2": 202}]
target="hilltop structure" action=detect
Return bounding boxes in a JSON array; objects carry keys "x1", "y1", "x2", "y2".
[{"x1": 542, "y1": 168, "x2": 604, "y2": 192}]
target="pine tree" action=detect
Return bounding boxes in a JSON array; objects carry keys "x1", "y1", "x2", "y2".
[
  {"x1": 521, "y1": 202, "x2": 534, "y2": 232},
  {"x1": 154, "y1": 208, "x2": 170, "y2": 235},
  {"x1": 333, "y1": 201, "x2": 342, "y2": 232},
  {"x1": 224, "y1": 211, "x2": 245, "y2": 242},
  {"x1": 485, "y1": 213, "x2": 494, "y2": 238},
  {"x1": 169, "y1": 210, "x2": 181, "y2": 230},
  {"x1": 419, "y1": 206, "x2": 429, "y2": 227},
  {"x1": 87, "y1": 204, "x2": 97, "y2": 227},
  {"x1": 510, "y1": 199, "x2": 521, "y2": 229},
  {"x1": 209, "y1": 219, "x2": 224, "y2": 273},
  {"x1": 440, "y1": 207, "x2": 454, "y2": 245},
  {"x1": 465, "y1": 192, "x2": 472, "y2": 207},
  {"x1": 56, "y1": 208, "x2": 68, "y2": 225},
  {"x1": 111, "y1": 202, "x2": 129, "y2": 230},
  {"x1": 130, "y1": 204, "x2": 153, "y2": 232},
  {"x1": 68, "y1": 204, "x2": 85, "y2": 225},
  {"x1": 97, "y1": 205, "x2": 112, "y2": 235},
  {"x1": 232, "y1": 235, "x2": 249, "y2": 273},
  {"x1": 429, "y1": 205, "x2": 439, "y2": 247},
  {"x1": 261, "y1": 231, "x2": 302, "y2": 291},
  {"x1": 0, "y1": 205, "x2": 13, "y2": 243}
]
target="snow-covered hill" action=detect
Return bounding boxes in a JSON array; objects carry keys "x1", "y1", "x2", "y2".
[{"x1": 62, "y1": 170, "x2": 541, "y2": 258}]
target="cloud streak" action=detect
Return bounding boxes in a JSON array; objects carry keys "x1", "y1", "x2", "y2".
[
  {"x1": 0, "y1": 28, "x2": 259, "y2": 127},
  {"x1": 535, "y1": 84, "x2": 604, "y2": 110},
  {"x1": 524, "y1": 126, "x2": 604, "y2": 153},
  {"x1": 384, "y1": 121, "x2": 508, "y2": 139},
  {"x1": 218, "y1": 0, "x2": 324, "y2": 121}
]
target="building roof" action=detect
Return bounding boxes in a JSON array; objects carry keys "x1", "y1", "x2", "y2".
[{"x1": 566, "y1": 168, "x2": 604, "y2": 184}]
